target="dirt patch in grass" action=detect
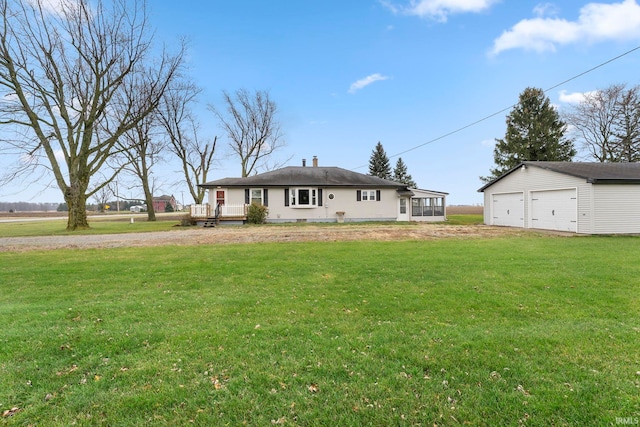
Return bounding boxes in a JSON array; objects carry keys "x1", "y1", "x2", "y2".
[{"x1": 0, "y1": 222, "x2": 532, "y2": 252}]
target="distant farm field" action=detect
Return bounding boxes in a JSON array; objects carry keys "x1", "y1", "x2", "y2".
[
  {"x1": 1, "y1": 233, "x2": 638, "y2": 426},
  {"x1": 446, "y1": 205, "x2": 483, "y2": 215}
]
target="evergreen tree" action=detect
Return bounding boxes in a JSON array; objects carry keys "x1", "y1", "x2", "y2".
[
  {"x1": 482, "y1": 87, "x2": 575, "y2": 182},
  {"x1": 392, "y1": 157, "x2": 417, "y2": 187},
  {"x1": 369, "y1": 142, "x2": 392, "y2": 179}
]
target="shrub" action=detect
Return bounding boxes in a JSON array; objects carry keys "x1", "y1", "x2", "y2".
[
  {"x1": 179, "y1": 213, "x2": 197, "y2": 227},
  {"x1": 247, "y1": 202, "x2": 268, "y2": 224}
]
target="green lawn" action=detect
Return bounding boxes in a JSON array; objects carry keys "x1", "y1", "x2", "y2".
[
  {"x1": 1, "y1": 235, "x2": 639, "y2": 425},
  {"x1": 0, "y1": 215, "x2": 181, "y2": 237}
]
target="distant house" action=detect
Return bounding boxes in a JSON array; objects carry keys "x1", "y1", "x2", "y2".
[
  {"x1": 130, "y1": 205, "x2": 146, "y2": 213},
  {"x1": 152, "y1": 195, "x2": 178, "y2": 213},
  {"x1": 194, "y1": 157, "x2": 448, "y2": 224},
  {"x1": 478, "y1": 161, "x2": 640, "y2": 234}
]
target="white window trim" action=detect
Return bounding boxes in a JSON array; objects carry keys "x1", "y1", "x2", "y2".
[
  {"x1": 290, "y1": 187, "x2": 318, "y2": 208},
  {"x1": 359, "y1": 190, "x2": 377, "y2": 201},
  {"x1": 250, "y1": 188, "x2": 263, "y2": 205}
]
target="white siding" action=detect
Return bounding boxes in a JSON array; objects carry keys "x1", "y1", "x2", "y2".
[
  {"x1": 592, "y1": 185, "x2": 640, "y2": 234},
  {"x1": 213, "y1": 187, "x2": 400, "y2": 222}
]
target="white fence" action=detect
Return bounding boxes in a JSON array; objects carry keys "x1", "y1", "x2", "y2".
[{"x1": 190, "y1": 203, "x2": 247, "y2": 218}]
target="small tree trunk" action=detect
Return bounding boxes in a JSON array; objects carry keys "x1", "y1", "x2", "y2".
[{"x1": 143, "y1": 184, "x2": 156, "y2": 222}]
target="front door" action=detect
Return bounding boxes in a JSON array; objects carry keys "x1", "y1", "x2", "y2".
[
  {"x1": 215, "y1": 190, "x2": 226, "y2": 207},
  {"x1": 398, "y1": 197, "x2": 410, "y2": 221}
]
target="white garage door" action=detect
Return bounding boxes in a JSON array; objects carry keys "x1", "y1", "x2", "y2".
[
  {"x1": 530, "y1": 189, "x2": 577, "y2": 232},
  {"x1": 491, "y1": 192, "x2": 524, "y2": 227}
]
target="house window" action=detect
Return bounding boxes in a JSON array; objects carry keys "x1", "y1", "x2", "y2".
[
  {"x1": 359, "y1": 190, "x2": 377, "y2": 201},
  {"x1": 299, "y1": 189, "x2": 310, "y2": 205},
  {"x1": 251, "y1": 189, "x2": 263, "y2": 205},
  {"x1": 288, "y1": 188, "x2": 320, "y2": 207},
  {"x1": 400, "y1": 199, "x2": 407, "y2": 214}
]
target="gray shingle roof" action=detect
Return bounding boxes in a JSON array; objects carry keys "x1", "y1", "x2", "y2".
[
  {"x1": 478, "y1": 161, "x2": 640, "y2": 192},
  {"x1": 201, "y1": 166, "x2": 408, "y2": 188},
  {"x1": 524, "y1": 161, "x2": 640, "y2": 181}
]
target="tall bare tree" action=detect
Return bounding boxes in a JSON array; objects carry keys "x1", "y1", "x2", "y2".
[
  {"x1": 158, "y1": 81, "x2": 216, "y2": 205},
  {"x1": 118, "y1": 113, "x2": 164, "y2": 221},
  {"x1": 211, "y1": 89, "x2": 286, "y2": 177},
  {"x1": 0, "y1": 0, "x2": 184, "y2": 229},
  {"x1": 612, "y1": 85, "x2": 640, "y2": 162},
  {"x1": 564, "y1": 84, "x2": 624, "y2": 162}
]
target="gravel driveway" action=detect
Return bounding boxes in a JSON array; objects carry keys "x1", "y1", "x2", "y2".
[{"x1": 0, "y1": 223, "x2": 527, "y2": 252}]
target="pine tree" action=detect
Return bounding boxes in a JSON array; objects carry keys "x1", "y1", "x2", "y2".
[
  {"x1": 369, "y1": 142, "x2": 392, "y2": 179},
  {"x1": 482, "y1": 87, "x2": 575, "y2": 182},
  {"x1": 392, "y1": 157, "x2": 417, "y2": 187}
]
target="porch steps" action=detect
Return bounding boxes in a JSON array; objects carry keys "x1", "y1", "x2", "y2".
[{"x1": 202, "y1": 218, "x2": 218, "y2": 228}]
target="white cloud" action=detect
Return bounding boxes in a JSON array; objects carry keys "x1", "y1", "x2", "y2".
[
  {"x1": 381, "y1": 0, "x2": 499, "y2": 22},
  {"x1": 28, "y1": 0, "x2": 66, "y2": 15},
  {"x1": 533, "y1": 3, "x2": 560, "y2": 18},
  {"x1": 348, "y1": 73, "x2": 390, "y2": 94},
  {"x1": 558, "y1": 89, "x2": 598, "y2": 104},
  {"x1": 2, "y1": 92, "x2": 19, "y2": 103},
  {"x1": 491, "y1": 0, "x2": 640, "y2": 55}
]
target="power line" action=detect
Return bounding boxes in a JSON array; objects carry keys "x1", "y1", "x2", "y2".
[{"x1": 352, "y1": 44, "x2": 640, "y2": 170}]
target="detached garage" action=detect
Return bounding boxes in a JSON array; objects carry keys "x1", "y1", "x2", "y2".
[{"x1": 478, "y1": 162, "x2": 640, "y2": 234}]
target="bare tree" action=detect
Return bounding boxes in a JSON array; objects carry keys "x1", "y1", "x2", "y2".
[
  {"x1": 565, "y1": 84, "x2": 625, "y2": 162},
  {"x1": 117, "y1": 113, "x2": 165, "y2": 221},
  {"x1": 612, "y1": 86, "x2": 640, "y2": 162},
  {"x1": 158, "y1": 81, "x2": 216, "y2": 205},
  {"x1": 0, "y1": 0, "x2": 184, "y2": 230},
  {"x1": 92, "y1": 184, "x2": 112, "y2": 213},
  {"x1": 211, "y1": 89, "x2": 286, "y2": 177}
]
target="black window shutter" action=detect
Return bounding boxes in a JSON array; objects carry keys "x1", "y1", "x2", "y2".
[
  {"x1": 245, "y1": 189, "x2": 250, "y2": 204},
  {"x1": 356, "y1": 190, "x2": 361, "y2": 201},
  {"x1": 263, "y1": 189, "x2": 268, "y2": 206},
  {"x1": 376, "y1": 190, "x2": 381, "y2": 202},
  {"x1": 318, "y1": 189, "x2": 323, "y2": 206},
  {"x1": 284, "y1": 188, "x2": 289, "y2": 206}
]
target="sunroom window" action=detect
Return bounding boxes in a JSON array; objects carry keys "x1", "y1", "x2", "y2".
[{"x1": 411, "y1": 197, "x2": 444, "y2": 216}]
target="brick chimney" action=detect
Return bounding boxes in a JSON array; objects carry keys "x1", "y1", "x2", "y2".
[{"x1": 312, "y1": 156, "x2": 318, "y2": 167}]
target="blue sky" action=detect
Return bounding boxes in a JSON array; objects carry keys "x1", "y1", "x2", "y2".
[{"x1": 3, "y1": 0, "x2": 640, "y2": 205}]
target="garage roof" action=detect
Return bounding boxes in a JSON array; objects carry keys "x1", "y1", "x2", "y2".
[{"x1": 478, "y1": 161, "x2": 640, "y2": 192}]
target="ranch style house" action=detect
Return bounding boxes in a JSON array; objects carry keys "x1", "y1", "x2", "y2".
[{"x1": 191, "y1": 157, "x2": 447, "y2": 225}]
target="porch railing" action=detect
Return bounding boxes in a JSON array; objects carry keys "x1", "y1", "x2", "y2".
[
  {"x1": 190, "y1": 203, "x2": 248, "y2": 218},
  {"x1": 190, "y1": 203, "x2": 211, "y2": 218},
  {"x1": 220, "y1": 204, "x2": 247, "y2": 217}
]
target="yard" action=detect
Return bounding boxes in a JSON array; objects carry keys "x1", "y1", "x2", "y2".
[{"x1": 1, "y1": 219, "x2": 639, "y2": 425}]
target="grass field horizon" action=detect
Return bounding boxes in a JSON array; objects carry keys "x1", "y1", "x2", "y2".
[{"x1": 1, "y1": 230, "x2": 639, "y2": 425}]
